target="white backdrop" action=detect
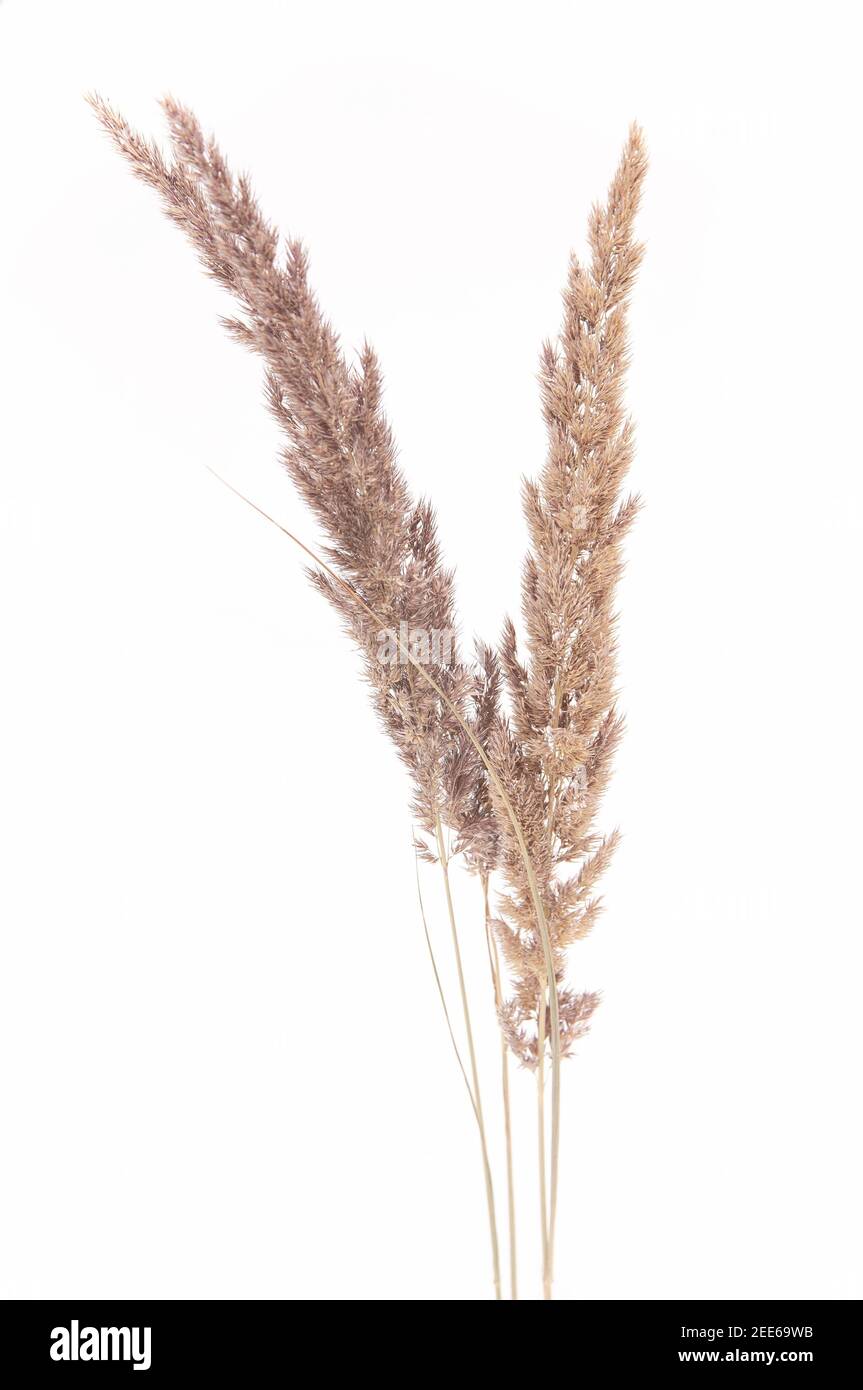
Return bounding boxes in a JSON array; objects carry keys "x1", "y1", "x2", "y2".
[{"x1": 1, "y1": 0, "x2": 861, "y2": 1301}]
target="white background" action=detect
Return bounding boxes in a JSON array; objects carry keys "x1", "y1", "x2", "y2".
[{"x1": 1, "y1": 0, "x2": 861, "y2": 1302}]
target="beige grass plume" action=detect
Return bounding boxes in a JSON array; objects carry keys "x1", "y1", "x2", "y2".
[
  {"x1": 87, "y1": 94, "x2": 499, "y2": 876},
  {"x1": 484, "y1": 125, "x2": 646, "y2": 1297},
  {"x1": 88, "y1": 92, "x2": 510, "y2": 1295},
  {"x1": 491, "y1": 126, "x2": 646, "y2": 1064}
]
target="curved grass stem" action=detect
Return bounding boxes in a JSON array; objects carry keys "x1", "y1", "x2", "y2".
[
  {"x1": 537, "y1": 989, "x2": 551, "y2": 1299},
  {"x1": 414, "y1": 843, "x2": 477, "y2": 1121},
  {"x1": 434, "y1": 816, "x2": 501, "y2": 1301},
  {"x1": 482, "y1": 874, "x2": 517, "y2": 1301}
]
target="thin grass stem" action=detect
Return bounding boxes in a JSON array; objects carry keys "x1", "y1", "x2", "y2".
[
  {"x1": 414, "y1": 843, "x2": 477, "y2": 1120},
  {"x1": 482, "y1": 874, "x2": 518, "y2": 1301},
  {"x1": 434, "y1": 816, "x2": 501, "y2": 1301},
  {"x1": 537, "y1": 988, "x2": 551, "y2": 1299}
]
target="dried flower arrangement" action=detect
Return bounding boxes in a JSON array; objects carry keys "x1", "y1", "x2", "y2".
[{"x1": 89, "y1": 95, "x2": 646, "y2": 1300}]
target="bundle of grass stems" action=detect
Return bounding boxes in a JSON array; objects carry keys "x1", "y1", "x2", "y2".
[{"x1": 90, "y1": 95, "x2": 646, "y2": 1300}]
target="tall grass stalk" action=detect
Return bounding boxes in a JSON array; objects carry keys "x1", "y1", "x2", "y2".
[{"x1": 90, "y1": 98, "x2": 646, "y2": 1297}]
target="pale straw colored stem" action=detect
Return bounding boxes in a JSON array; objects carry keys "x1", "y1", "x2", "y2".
[
  {"x1": 537, "y1": 987, "x2": 551, "y2": 1299},
  {"x1": 415, "y1": 844, "x2": 477, "y2": 1121},
  {"x1": 482, "y1": 874, "x2": 518, "y2": 1301},
  {"x1": 434, "y1": 816, "x2": 501, "y2": 1300}
]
